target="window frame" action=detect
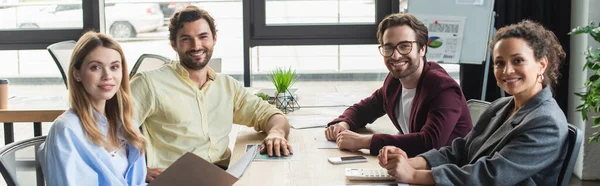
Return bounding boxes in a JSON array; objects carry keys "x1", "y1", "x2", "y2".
[
  {"x1": 249, "y1": 0, "x2": 398, "y2": 46},
  {"x1": 0, "y1": 0, "x2": 103, "y2": 50},
  {"x1": 243, "y1": 0, "x2": 399, "y2": 86}
]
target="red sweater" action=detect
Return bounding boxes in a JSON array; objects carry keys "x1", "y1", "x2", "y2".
[{"x1": 329, "y1": 62, "x2": 472, "y2": 157}]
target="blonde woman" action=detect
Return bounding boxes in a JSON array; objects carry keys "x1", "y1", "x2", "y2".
[{"x1": 39, "y1": 31, "x2": 147, "y2": 186}]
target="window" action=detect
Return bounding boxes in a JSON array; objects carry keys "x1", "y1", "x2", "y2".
[
  {"x1": 0, "y1": 0, "x2": 460, "y2": 110},
  {"x1": 253, "y1": 45, "x2": 384, "y2": 73},
  {"x1": 247, "y1": 0, "x2": 460, "y2": 107},
  {"x1": 103, "y1": 0, "x2": 244, "y2": 76},
  {"x1": 245, "y1": 0, "x2": 395, "y2": 107},
  {"x1": 248, "y1": 0, "x2": 396, "y2": 46},
  {"x1": 0, "y1": 0, "x2": 96, "y2": 50},
  {"x1": 1, "y1": 1, "x2": 82, "y2": 30},
  {"x1": 265, "y1": 0, "x2": 376, "y2": 25},
  {"x1": 0, "y1": 50, "x2": 60, "y2": 76}
]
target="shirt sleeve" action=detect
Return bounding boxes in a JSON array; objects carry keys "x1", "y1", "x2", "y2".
[
  {"x1": 418, "y1": 132, "x2": 472, "y2": 168},
  {"x1": 419, "y1": 97, "x2": 503, "y2": 167},
  {"x1": 128, "y1": 148, "x2": 148, "y2": 186},
  {"x1": 230, "y1": 77, "x2": 282, "y2": 132},
  {"x1": 424, "y1": 115, "x2": 566, "y2": 185},
  {"x1": 40, "y1": 123, "x2": 99, "y2": 186},
  {"x1": 130, "y1": 73, "x2": 156, "y2": 127},
  {"x1": 328, "y1": 86, "x2": 387, "y2": 130}
]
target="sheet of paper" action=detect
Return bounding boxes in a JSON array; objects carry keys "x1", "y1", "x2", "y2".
[
  {"x1": 316, "y1": 139, "x2": 339, "y2": 149},
  {"x1": 226, "y1": 145, "x2": 258, "y2": 178},
  {"x1": 148, "y1": 152, "x2": 238, "y2": 186},
  {"x1": 414, "y1": 15, "x2": 467, "y2": 63},
  {"x1": 245, "y1": 144, "x2": 299, "y2": 161},
  {"x1": 288, "y1": 115, "x2": 332, "y2": 129}
]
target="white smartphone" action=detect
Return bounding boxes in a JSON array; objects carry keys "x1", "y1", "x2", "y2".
[{"x1": 328, "y1": 156, "x2": 367, "y2": 164}]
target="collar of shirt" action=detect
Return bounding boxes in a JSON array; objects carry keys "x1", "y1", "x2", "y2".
[
  {"x1": 173, "y1": 61, "x2": 217, "y2": 82},
  {"x1": 90, "y1": 109, "x2": 125, "y2": 141},
  {"x1": 92, "y1": 109, "x2": 108, "y2": 132}
]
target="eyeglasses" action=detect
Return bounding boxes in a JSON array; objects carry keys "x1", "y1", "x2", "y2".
[{"x1": 378, "y1": 41, "x2": 417, "y2": 57}]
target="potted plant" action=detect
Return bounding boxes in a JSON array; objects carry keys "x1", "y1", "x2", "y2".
[
  {"x1": 267, "y1": 67, "x2": 299, "y2": 112},
  {"x1": 570, "y1": 22, "x2": 600, "y2": 143},
  {"x1": 255, "y1": 92, "x2": 272, "y2": 104}
]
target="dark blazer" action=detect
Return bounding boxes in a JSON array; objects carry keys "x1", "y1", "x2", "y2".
[
  {"x1": 329, "y1": 62, "x2": 472, "y2": 157},
  {"x1": 419, "y1": 86, "x2": 568, "y2": 186}
]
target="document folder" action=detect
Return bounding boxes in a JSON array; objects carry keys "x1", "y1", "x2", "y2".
[{"x1": 149, "y1": 145, "x2": 258, "y2": 186}]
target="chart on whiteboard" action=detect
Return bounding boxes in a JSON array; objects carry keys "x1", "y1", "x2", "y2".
[{"x1": 415, "y1": 15, "x2": 466, "y2": 63}]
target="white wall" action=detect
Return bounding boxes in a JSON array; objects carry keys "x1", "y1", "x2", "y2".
[
  {"x1": 569, "y1": 0, "x2": 600, "y2": 180},
  {"x1": 582, "y1": 0, "x2": 600, "y2": 180}
]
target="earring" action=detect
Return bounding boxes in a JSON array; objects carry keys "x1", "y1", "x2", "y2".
[
  {"x1": 75, "y1": 77, "x2": 81, "y2": 82},
  {"x1": 537, "y1": 73, "x2": 544, "y2": 83}
]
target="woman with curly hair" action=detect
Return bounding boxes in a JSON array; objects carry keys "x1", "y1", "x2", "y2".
[{"x1": 378, "y1": 20, "x2": 568, "y2": 185}]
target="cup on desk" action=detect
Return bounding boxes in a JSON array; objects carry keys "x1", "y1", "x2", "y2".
[{"x1": 0, "y1": 79, "x2": 8, "y2": 109}]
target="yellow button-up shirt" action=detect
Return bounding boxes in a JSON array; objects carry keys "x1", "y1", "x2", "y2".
[{"x1": 130, "y1": 62, "x2": 282, "y2": 168}]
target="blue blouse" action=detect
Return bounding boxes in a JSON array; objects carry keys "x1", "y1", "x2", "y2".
[{"x1": 38, "y1": 110, "x2": 147, "y2": 186}]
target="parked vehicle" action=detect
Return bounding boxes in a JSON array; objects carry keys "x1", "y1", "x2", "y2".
[
  {"x1": 16, "y1": 2, "x2": 163, "y2": 38},
  {"x1": 159, "y1": 2, "x2": 191, "y2": 19}
]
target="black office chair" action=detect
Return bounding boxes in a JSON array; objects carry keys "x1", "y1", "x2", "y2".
[
  {"x1": 47, "y1": 40, "x2": 77, "y2": 89},
  {"x1": 466, "y1": 99, "x2": 491, "y2": 125},
  {"x1": 557, "y1": 124, "x2": 583, "y2": 186},
  {"x1": 0, "y1": 136, "x2": 47, "y2": 186},
  {"x1": 129, "y1": 54, "x2": 172, "y2": 78}
]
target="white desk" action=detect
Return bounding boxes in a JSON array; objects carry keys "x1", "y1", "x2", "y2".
[{"x1": 230, "y1": 107, "x2": 401, "y2": 186}]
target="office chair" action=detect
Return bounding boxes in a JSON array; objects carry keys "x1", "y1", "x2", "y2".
[
  {"x1": 129, "y1": 54, "x2": 172, "y2": 78},
  {"x1": 557, "y1": 124, "x2": 582, "y2": 186},
  {"x1": 0, "y1": 136, "x2": 47, "y2": 186},
  {"x1": 47, "y1": 40, "x2": 77, "y2": 89},
  {"x1": 466, "y1": 99, "x2": 491, "y2": 125},
  {"x1": 207, "y1": 58, "x2": 222, "y2": 73}
]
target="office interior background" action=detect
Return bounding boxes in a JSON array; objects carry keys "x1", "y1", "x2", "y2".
[{"x1": 0, "y1": 0, "x2": 599, "y2": 184}]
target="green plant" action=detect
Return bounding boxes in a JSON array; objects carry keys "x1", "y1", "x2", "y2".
[
  {"x1": 255, "y1": 92, "x2": 270, "y2": 101},
  {"x1": 570, "y1": 22, "x2": 600, "y2": 143},
  {"x1": 267, "y1": 67, "x2": 298, "y2": 94}
]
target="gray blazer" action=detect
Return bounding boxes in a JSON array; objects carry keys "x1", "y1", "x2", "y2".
[{"x1": 419, "y1": 87, "x2": 568, "y2": 186}]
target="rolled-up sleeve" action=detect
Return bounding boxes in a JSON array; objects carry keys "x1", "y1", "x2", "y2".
[{"x1": 230, "y1": 78, "x2": 282, "y2": 132}]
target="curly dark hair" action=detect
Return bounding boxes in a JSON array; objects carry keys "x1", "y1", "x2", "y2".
[
  {"x1": 377, "y1": 13, "x2": 429, "y2": 53},
  {"x1": 168, "y1": 6, "x2": 217, "y2": 43},
  {"x1": 490, "y1": 20, "x2": 566, "y2": 87}
]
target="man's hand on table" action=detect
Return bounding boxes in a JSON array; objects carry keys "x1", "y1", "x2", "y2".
[
  {"x1": 324, "y1": 121, "x2": 349, "y2": 141},
  {"x1": 260, "y1": 132, "x2": 294, "y2": 157},
  {"x1": 336, "y1": 130, "x2": 372, "y2": 151}
]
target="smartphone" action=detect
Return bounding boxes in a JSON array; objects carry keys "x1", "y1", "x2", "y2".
[{"x1": 328, "y1": 156, "x2": 367, "y2": 164}]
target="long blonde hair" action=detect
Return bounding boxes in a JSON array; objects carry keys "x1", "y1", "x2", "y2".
[{"x1": 68, "y1": 31, "x2": 146, "y2": 153}]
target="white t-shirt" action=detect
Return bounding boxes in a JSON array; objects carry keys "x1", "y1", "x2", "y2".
[
  {"x1": 109, "y1": 143, "x2": 128, "y2": 177},
  {"x1": 395, "y1": 87, "x2": 416, "y2": 134}
]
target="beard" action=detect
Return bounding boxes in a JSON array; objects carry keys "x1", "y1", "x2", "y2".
[
  {"x1": 387, "y1": 56, "x2": 421, "y2": 79},
  {"x1": 179, "y1": 48, "x2": 214, "y2": 70}
]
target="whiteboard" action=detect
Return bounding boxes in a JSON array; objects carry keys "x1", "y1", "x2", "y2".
[{"x1": 407, "y1": 0, "x2": 495, "y2": 65}]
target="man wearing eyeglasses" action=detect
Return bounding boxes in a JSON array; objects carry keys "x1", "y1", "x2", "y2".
[{"x1": 324, "y1": 13, "x2": 472, "y2": 157}]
